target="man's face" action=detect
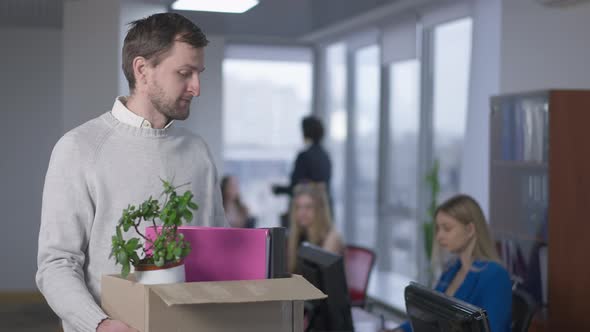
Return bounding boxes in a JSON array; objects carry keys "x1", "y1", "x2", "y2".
[{"x1": 146, "y1": 41, "x2": 205, "y2": 121}]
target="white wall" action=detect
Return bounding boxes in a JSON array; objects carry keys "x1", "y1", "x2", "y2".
[
  {"x1": 460, "y1": 0, "x2": 502, "y2": 217},
  {"x1": 500, "y1": 1, "x2": 590, "y2": 92},
  {"x1": 62, "y1": 0, "x2": 120, "y2": 132},
  {"x1": 119, "y1": 2, "x2": 167, "y2": 96},
  {"x1": 0, "y1": 27, "x2": 63, "y2": 290},
  {"x1": 461, "y1": 0, "x2": 590, "y2": 216},
  {"x1": 177, "y1": 36, "x2": 225, "y2": 173}
]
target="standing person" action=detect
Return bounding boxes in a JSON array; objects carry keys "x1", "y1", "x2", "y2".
[
  {"x1": 272, "y1": 115, "x2": 332, "y2": 226},
  {"x1": 36, "y1": 13, "x2": 226, "y2": 332},
  {"x1": 287, "y1": 182, "x2": 344, "y2": 273},
  {"x1": 221, "y1": 175, "x2": 255, "y2": 228},
  {"x1": 384, "y1": 194, "x2": 512, "y2": 332}
]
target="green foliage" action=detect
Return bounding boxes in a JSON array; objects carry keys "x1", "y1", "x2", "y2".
[
  {"x1": 423, "y1": 160, "x2": 440, "y2": 261},
  {"x1": 110, "y1": 179, "x2": 198, "y2": 277}
]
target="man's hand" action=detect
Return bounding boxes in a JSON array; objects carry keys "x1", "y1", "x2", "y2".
[{"x1": 97, "y1": 319, "x2": 138, "y2": 332}]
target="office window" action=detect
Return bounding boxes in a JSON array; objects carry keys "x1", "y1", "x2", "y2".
[
  {"x1": 352, "y1": 44, "x2": 380, "y2": 248},
  {"x1": 388, "y1": 59, "x2": 421, "y2": 279},
  {"x1": 325, "y1": 42, "x2": 347, "y2": 232},
  {"x1": 431, "y1": 18, "x2": 473, "y2": 200},
  {"x1": 223, "y1": 45, "x2": 313, "y2": 228}
]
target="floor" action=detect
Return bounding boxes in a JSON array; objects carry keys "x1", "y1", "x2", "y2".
[
  {"x1": 0, "y1": 302, "x2": 60, "y2": 332},
  {"x1": 0, "y1": 299, "x2": 400, "y2": 332},
  {"x1": 353, "y1": 306, "x2": 402, "y2": 331}
]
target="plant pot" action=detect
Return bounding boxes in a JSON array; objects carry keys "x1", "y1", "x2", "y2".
[{"x1": 134, "y1": 260, "x2": 185, "y2": 285}]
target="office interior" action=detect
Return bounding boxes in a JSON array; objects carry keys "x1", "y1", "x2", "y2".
[{"x1": 2, "y1": 0, "x2": 590, "y2": 331}]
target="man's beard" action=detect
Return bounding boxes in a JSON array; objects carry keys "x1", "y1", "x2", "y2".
[{"x1": 148, "y1": 81, "x2": 191, "y2": 121}]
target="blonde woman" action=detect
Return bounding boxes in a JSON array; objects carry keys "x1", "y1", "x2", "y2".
[
  {"x1": 387, "y1": 194, "x2": 511, "y2": 332},
  {"x1": 287, "y1": 182, "x2": 344, "y2": 273}
]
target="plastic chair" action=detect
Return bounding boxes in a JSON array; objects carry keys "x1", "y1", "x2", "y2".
[
  {"x1": 512, "y1": 287, "x2": 538, "y2": 332},
  {"x1": 343, "y1": 245, "x2": 376, "y2": 308}
]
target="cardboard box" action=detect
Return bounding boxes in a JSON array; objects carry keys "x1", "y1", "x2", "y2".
[{"x1": 101, "y1": 274, "x2": 326, "y2": 332}]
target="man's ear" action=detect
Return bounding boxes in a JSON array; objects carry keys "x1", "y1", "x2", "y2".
[{"x1": 132, "y1": 56, "x2": 149, "y2": 88}]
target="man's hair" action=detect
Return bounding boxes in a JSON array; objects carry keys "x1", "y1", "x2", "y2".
[
  {"x1": 301, "y1": 115, "x2": 325, "y2": 144},
  {"x1": 122, "y1": 12, "x2": 209, "y2": 91}
]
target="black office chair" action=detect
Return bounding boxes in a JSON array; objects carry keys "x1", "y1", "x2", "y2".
[{"x1": 512, "y1": 287, "x2": 537, "y2": 332}]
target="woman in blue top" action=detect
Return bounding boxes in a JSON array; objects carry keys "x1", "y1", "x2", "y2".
[{"x1": 386, "y1": 194, "x2": 512, "y2": 332}]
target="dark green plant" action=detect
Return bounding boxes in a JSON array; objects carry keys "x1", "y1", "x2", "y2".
[
  {"x1": 110, "y1": 179, "x2": 198, "y2": 277},
  {"x1": 423, "y1": 160, "x2": 440, "y2": 261}
]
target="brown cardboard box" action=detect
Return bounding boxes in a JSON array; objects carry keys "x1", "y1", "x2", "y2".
[{"x1": 101, "y1": 274, "x2": 326, "y2": 332}]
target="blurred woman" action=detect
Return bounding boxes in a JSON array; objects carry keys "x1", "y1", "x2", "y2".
[
  {"x1": 387, "y1": 194, "x2": 512, "y2": 332},
  {"x1": 287, "y1": 182, "x2": 343, "y2": 273},
  {"x1": 220, "y1": 175, "x2": 254, "y2": 228}
]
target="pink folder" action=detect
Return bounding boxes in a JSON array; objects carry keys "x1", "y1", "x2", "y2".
[{"x1": 145, "y1": 226, "x2": 270, "y2": 282}]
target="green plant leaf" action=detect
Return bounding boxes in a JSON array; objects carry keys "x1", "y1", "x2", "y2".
[
  {"x1": 116, "y1": 226, "x2": 123, "y2": 241},
  {"x1": 183, "y1": 210, "x2": 193, "y2": 223},
  {"x1": 117, "y1": 251, "x2": 128, "y2": 265},
  {"x1": 423, "y1": 222, "x2": 434, "y2": 260},
  {"x1": 125, "y1": 238, "x2": 140, "y2": 252},
  {"x1": 188, "y1": 202, "x2": 199, "y2": 210},
  {"x1": 422, "y1": 159, "x2": 440, "y2": 261},
  {"x1": 131, "y1": 252, "x2": 140, "y2": 265},
  {"x1": 155, "y1": 256, "x2": 164, "y2": 267},
  {"x1": 181, "y1": 246, "x2": 191, "y2": 257},
  {"x1": 174, "y1": 247, "x2": 182, "y2": 257},
  {"x1": 121, "y1": 262, "x2": 130, "y2": 278}
]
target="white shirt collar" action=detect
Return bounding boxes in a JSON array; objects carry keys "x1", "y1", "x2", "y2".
[{"x1": 111, "y1": 96, "x2": 174, "y2": 129}]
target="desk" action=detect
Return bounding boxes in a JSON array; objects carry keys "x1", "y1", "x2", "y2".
[
  {"x1": 367, "y1": 271, "x2": 413, "y2": 313},
  {"x1": 352, "y1": 307, "x2": 402, "y2": 332}
]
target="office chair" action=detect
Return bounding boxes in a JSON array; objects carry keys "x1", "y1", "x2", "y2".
[
  {"x1": 512, "y1": 287, "x2": 538, "y2": 332},
  {"x1": 343, "y1": 245, "x2": 376, "y2": 308}
]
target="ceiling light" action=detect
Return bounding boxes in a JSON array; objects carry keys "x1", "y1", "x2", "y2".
[{"x1": 171, "y1": 0, "x2": 259, "y2": 14}]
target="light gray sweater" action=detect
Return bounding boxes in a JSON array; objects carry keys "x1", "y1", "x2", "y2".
[{"x1": 36, "y1": 112, "x2": 226, "y2": 332}]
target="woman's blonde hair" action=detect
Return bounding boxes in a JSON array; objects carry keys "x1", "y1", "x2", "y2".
[
  {"x1": 434, "y1": 194, "x2": 501, "y2": 264},
  {"x1": 287, "y1": 182, "x2": 333, "y2": 272}
]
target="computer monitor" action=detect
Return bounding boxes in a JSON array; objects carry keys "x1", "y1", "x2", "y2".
[
  {"x1": 296, "y1": 242, "x2": 354, "y2": 332},
  {"x1": 405, "y1": 282, "x2": 490, "y2": 332}
]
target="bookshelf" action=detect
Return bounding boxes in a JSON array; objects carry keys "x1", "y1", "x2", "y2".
[{"x1": 490, "y1": 90, "x2": 590, "y2": 331}]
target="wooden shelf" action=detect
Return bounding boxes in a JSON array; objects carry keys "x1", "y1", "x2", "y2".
[
  {"x1": 490, "y1": 90, "x2": 590, "y2": 331},
  {"x1": 491, "y1": 160, "x2": 547, "y2": 169}
]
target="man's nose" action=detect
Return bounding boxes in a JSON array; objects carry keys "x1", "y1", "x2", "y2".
[{"x1": 188, "y1": 74, "x2": 201, "y2": 97}]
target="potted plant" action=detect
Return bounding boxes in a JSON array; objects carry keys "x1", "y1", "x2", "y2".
[
  {"x1": 110, "y1": 179, "x2": 198, "y2": 284},
  {"x1": 423, "y1": 160, "x2": 440, "y2": 286},
  {"x1": 423, "y1": 160, "x2": 440, "y2": 263}
]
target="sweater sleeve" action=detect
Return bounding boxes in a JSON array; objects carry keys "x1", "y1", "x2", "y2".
[
  {"x1": 200, "y1": 137, "x2": 228, "y2": 228},
  {"x1": 212, "y1": 179, "x2": 228, "y2": 227},
  {"x1": 36, "y1": 134, "x2": 108, "y2": 332}
]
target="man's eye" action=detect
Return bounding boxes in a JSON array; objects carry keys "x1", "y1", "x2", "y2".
[{"x1": 179, "y1": 71, "x2": 191, "y2": 77}]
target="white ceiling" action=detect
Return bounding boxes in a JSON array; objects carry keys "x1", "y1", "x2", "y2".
[{"x1": 0, "y1": 0, "x2": 397, "y2": 39}]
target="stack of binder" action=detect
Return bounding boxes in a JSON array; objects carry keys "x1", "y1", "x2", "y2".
[{"x1": 145, "y1": 226, "x2": 288, "y2": 282}]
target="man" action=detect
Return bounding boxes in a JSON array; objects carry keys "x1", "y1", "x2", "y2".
[{"x1": 36, "y1": 13, "x2": 226, "y2": 332}]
